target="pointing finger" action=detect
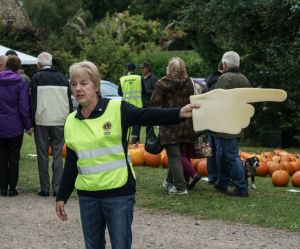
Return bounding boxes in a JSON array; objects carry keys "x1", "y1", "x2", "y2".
[{"x1": 228, "y1": 88, "x2": 287, "y2": 103}]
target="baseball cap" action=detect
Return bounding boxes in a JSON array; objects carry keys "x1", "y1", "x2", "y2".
[
  {"x1": 5, "y1": 49, "x2": 18, "y2": 56},
  {"x1": 127, "y1": 63, "x2": 136, "y2": 71}
]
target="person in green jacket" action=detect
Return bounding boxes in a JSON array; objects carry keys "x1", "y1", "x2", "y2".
[
  {"x1": 119, "y1": 63, "x2": 146, "y2": 144},
  {"x1": 212, "y1": 51, "x2": 252, "y2": 197}
]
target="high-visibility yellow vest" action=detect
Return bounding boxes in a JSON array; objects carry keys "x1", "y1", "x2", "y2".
[
  {"x1": 119, "y1": 74, "x2": 143, "y2": 107},
  {"x1": 64, "y1": 100, "x2": 135, "y2": 191}
]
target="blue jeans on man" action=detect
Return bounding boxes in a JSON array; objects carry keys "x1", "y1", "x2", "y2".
[
  {"x1": 79, "y1": 195, "x2": 135, "y2": 249},
  {"x1": 214, "y1": 137, "x2": 248, "y2": 193},
  {"x1": 207, "y1": 132, "x2": 218, "y2": 183}
]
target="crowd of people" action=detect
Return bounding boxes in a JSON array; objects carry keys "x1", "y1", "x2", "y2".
[{"x1": 0, "y1": 49, "x2": 251, "y2": 249}]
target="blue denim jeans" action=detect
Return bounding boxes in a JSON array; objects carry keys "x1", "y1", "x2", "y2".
[
  {"x1": 78, "y1": 195, "x2": 135, "y2": 249},
  {"x1": 207, "y1": 132, "x2": 218, "y2": 182},
  {"x1": 214, "y1": 137, "x2": 248, "y2": 193}
]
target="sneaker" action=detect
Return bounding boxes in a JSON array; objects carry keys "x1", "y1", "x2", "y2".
[
  {"x1": 226, "y1": 189, "x2": 249, "y2": 197},
  {"x1": 168, "y1": 186, "x2": 188, "y2": 195},
  {"x1": 188, "y1": 174, "x2": 201, "y2": 189},
  {"x1": 214, "y1": 183, "x2": 227, "y2": 193},
  {"x1": 162, "y1": 180, "x2": 173, "y2": 191},
  {"x1": 38, "y1": 191, "x2": 49, "y2": 197},
  {"x1": 8, "y1": 189, "x2": 19, "y2": 197}
]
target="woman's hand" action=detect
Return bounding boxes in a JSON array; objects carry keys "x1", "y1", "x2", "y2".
[
  {"x1": 179, "y1": 103, "x2": 200, "y2": 118},
  {"x1": 56, "y1": 201, "x2": 68, "y2": 221}
]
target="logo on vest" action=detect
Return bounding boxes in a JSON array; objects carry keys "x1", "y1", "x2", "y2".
[{"x1": 102, "y1": 121, "x2": 112, "y2": 135}]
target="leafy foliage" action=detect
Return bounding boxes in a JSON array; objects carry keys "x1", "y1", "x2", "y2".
[
  {"x1": 182, "y1": 0, "x2": 300, "y2": 145},
  {"x1": 82, "y1": 0, "x2": 130, "y2": 20},
  {"x1": 23, "y1": 0, "x2": 82, "y2": 33}
]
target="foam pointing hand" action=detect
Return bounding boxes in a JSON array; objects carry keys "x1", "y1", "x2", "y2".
[{"x1": 190, "y1": 88, "x2": 287, "y2": 134}]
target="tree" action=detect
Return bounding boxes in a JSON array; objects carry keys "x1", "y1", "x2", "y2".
[
  {"x1": 23, "y1": 0, "x2": 82, "y2": 33},
  {"x1": 82, "y1": 0, "x2": 130, "y2": 20},
  {"x1": 182, "y1": 0, "x2": 300, "y2": 145}
]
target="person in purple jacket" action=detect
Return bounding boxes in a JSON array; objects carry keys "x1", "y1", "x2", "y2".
[{"x1": 0, "y1": 55, "x2": 33, "y2": 197}]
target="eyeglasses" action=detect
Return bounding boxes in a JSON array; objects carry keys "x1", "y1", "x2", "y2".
[{"x1": 140, "y1": 66, "x2": 145, "y2": 69}]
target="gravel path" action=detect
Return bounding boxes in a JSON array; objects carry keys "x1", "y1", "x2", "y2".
[{"x1": 0, "y1": 193, "x2": 299, "y2": 249}]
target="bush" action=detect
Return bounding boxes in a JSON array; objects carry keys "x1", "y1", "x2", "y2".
[{"x1": 133, "y1": 50, "x2": 208, "y2": 79}]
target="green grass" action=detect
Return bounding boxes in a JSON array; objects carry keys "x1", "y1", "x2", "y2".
[{"x1": 19, "y1": 134, "x2": 300, "y2": 232}]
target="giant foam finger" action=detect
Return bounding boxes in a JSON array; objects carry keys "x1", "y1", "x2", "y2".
[{"x1": 228, "y1": 88, "x2": 287, "y2": 103}]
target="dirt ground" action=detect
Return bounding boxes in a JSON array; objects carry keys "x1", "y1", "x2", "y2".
[{"x1": 0, "y1": 193, "x2": 299, "y2": 249}]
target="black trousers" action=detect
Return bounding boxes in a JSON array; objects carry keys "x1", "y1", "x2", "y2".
[{"x1": 0, "y1": 134, "x2": 24, "y2": 191}]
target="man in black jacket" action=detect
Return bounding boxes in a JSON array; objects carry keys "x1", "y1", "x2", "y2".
[{"x1": 30, "y1": 52, "x2": 72, "y2": 197}]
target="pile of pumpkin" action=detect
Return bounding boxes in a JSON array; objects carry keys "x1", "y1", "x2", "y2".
[
  {"x1": 129, "y1": 144, "x2": 300, "y2": 188},
  {"x1": 240, "y1": 149, "x2": 300, "y2": 187},
  {"x1": 128, "y1": 143, "x2": 208, "y2": 175}
]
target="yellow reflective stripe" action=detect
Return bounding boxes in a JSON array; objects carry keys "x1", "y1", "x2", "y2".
[
  {"x1": 78, "y1": 159, "x2": 128, "y2": 175},
  {"x1": 77, "y1": 145, "x2": 124, "y2": 159}
]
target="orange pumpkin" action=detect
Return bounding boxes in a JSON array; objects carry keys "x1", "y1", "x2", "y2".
[
  {"x1": 195, "y1": 159, "x2": 207, "y2": 176},
  {"x1": 161, "y1": 150, "x2": 169, "y2": 168},
  {"x1": 267, "y1": 161, "x2": 281, "y2": 176},
  {"x1": 291, "y1": 159, "x2": 300, "y2": 172},
  {"x1": 240, "y1": 151, "x2": 250, "y2": 160},
  {"x1": 291, "y1": 171, "x2": 300, "y2": 187},
  {"x1": 191, "y1": 158, "x2": 201, "y2": 168},
  {"x1": 272, "y1": 170, "x2": 289, "y2": 187},
  {"x1": 129, "y1": 145, "x2": 144, "y2": 166},
  {"x1": 48, "y1": 143, "x2": 67, "y2": 158},
  {"x1": 280, "y1": 160, "x2": 295, "y2": 176},
  {"x1": 255, "y1": 161, "x2": 268, "y2": 177},
  {"x1": 62, "y1": 143, "x2": 67, "y2": 158},
  {"x1": 144, "y1": 151, "x2": 161, "y2": 167}
]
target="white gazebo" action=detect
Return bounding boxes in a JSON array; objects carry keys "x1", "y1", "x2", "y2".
[{"x1": 0, "y1": 45, "x2": 38, "y2": 65}]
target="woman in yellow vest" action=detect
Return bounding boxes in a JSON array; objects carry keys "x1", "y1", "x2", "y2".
[{"x1": 55, "y1": 60, "x2": 199, "y2": 249}]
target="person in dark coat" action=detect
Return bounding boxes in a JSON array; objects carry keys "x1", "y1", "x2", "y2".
[
  {"x1": 140, "y1": 61, "x2": 157, "y2": 137},
  {"x1": 0, "y1": 55, "x2": 33, "y2": 197},
  {"x1": 151, "y1": 57, "x2": 199, "y2": 194},
  {"x1": 212, "y1": 51, "x2": 252, "y2": 197}
]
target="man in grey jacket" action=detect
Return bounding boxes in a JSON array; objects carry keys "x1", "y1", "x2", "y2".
[
  {"x1": 30, "y1": 52, "x2": 72, "y2": 197},
  {"x1": 212, "y1": 51, "x2": 252, "y2": 197}
]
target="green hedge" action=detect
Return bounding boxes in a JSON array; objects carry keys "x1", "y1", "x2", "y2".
[{"x1": 133, "y1": 50, "x2": 209, "y2": 79}]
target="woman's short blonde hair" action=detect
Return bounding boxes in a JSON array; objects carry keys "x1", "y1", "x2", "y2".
[
  {"x1": 166, "y1": 57, "x2": 188, "y2": 78},
  {"x1": 69, "y1": 60, "x2": 101, "y2": 92}
]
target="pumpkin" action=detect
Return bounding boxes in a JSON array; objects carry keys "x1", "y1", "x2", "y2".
[
  {"x1": 267, "y1": 161, "x2": 281, "y2": 176},
  {"x1": 161, "y1": 150, "x2": 169, "y2": 168},
  {"x1": 48, "y1": 143, "x2": 67, "y2": 158},
  {"x1": 191, "y1": 158, "x2": 201, "y2": 168},
  {"x1": 195, "y1": 159, "x2": 207, "y2": 176},
  {"x1": 240, "y1": 151, "x2": 250, "y2": 160},
  {"x1": 291, "y1": 171, "x2": 300, "y2": 187},
  {"x1": 280, "y1": 160, "x2": 295, "y2": 176},
  {"x1": 272, "y1": 170, "x2": 289, "y2": 187},
  {"x1": 255, "y1": 161, "x2": 268, "y2": 177},
  {"x1": 290, "y1": 159, "x2": 300, "y2": 172},
  {"x1": 261, "y1": 151, "x2": 273, "y2": 161},
  {"x1": 144, "y1": 151, "x2": 161, "y2": 167},
  {"x1": 62, "y1": 143, "x2": 67, "y2": 158},
  {"x1": 129, "y1": 145, "x2": 144, "y2": 166}
]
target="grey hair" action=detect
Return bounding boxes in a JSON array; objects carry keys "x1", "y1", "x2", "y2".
[
  {"x1": 222, "y1": 51, "x2": 240, "y2": 68},
  {"x1": 166, "y1": 57, "x2": 188, "y2": 77},
  {"x1": 37, "y1": 52, "x2": 52, "y2": 67}
]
